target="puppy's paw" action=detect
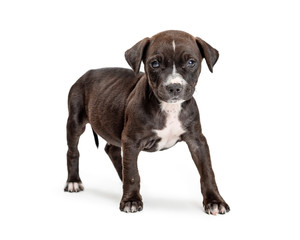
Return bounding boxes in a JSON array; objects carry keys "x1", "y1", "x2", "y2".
[
  {"x1": 204, "y1": 201, "x2": 230, "y2": 215},
  {"x1": 64, "y1": 182, "x2": 84, "y2": 192},
  {"x1": 120, "y1": 200, "x2": 143, "y2": 213}
]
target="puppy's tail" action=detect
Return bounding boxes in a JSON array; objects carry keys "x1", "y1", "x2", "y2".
[{"x1": 92, "y1": 129, "x2": 99, "y2": 148}]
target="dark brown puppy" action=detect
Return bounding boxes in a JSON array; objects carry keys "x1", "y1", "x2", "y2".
[{"x1": 65, "y1": 30, "x2": 230, "y2": 215}]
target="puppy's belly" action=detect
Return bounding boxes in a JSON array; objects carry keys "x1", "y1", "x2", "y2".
[{"x1": 89, "y1": 109, "x2": 124, "y2": 147}]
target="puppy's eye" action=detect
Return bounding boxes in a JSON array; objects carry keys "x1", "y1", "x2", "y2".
[
  {"x1": 150, "y1": 60, "x2": 160, "y2": 69},
  {"x1": 187, "y1": 59, "x2": 196, "y2": 68}
]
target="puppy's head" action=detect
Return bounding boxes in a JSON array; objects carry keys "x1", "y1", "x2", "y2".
[{"x1": 125, "y1": 30, "x2": 219, "y2": 103}]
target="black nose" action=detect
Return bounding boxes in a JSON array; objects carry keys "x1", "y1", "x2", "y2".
[{"x1": 166, "y1": 83, "x2": 183, "y2": 96}]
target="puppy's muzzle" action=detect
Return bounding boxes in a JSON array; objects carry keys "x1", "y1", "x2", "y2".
[
  {"x1": 158, "y1": 82, "x2": 194, "y2": 103},
  {"x1": 165, "y1": 83, "x2": 183, "y2": 97}
]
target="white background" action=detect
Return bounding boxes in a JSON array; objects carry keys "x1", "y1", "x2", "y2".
[{"x1": 1, "y1": 0, "x2": 300, "y2": 239}]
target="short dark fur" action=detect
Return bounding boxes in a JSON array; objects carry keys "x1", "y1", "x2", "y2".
[{"x1": 65, "y1": 30, "x2": 229, "y2": 215}]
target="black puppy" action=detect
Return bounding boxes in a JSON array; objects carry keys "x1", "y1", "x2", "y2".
[{"x1": 65, "y1": 30, "x2": 230, "y2": 215}]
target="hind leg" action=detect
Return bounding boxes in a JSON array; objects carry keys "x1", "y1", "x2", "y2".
[
  {"x1": 105, "y1": 143, "x2": 123, "y2": 181},
  {"x1": 65, "y1": 90, "x2": 87, "y2": 192}
]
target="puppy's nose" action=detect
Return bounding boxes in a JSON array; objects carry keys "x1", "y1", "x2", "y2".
[{"x1": 166, "y1": 83, "x2": 183, "y2": 96}]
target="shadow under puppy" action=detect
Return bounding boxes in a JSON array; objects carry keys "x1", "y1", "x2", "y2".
[{"x1": 65, "y1": 30, "x2": 230, "y2": 215}]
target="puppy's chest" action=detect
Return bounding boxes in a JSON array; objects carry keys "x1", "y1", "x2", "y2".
[{"x1": 154, "y1": 103, "x2": 185, "y2": 151}]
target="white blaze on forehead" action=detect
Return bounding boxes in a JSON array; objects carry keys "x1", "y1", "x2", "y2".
[
  {"x1": 172, "y1": 40, "x2": 176, "y2": 52},
  {"x1": 165, "y1": 63, "x2": 187, "y2": 85},
  {"x1": 172, "y1": 63, "x2": 176, "y2": 75}
]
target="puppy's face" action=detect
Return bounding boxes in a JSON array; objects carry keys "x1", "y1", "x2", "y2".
[
  {"x1": 125, "y1": 30, "x2": 219, "y2": 103},
  {"x1": 144, "y1": 32, "x2": 201, "y2": 103}
]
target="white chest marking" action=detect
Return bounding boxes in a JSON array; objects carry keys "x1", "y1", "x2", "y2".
[{"x1": 154, "y1": 102, "x2": 185, "y2": 151}]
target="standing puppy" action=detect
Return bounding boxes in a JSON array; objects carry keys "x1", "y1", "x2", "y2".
[{"x1": 65, "y1": 30, "x2": 230, "y2": 215}]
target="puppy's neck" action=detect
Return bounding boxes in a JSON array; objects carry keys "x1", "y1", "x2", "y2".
[{"x1": 160, "y1": 101, "x2": 184, "y2": 114}]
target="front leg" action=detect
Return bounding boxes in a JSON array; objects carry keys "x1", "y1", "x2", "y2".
[
  {"x1": 183, "y1": 129, "x2": 230, "y2": 215},
  {"x1": 119, "y1": 140, "x2": 143, "y2": 213}
]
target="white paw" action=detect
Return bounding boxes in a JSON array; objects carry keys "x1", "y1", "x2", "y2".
[
  {"x1": 120, "y1": 201, "x2": 143, "y2": 213},
  {"x1": 64, "y1": 182, "x2": 84, "y2": 192},
  {"x1": 204, "y1": 202, "x2": 230, "y2": 215}
]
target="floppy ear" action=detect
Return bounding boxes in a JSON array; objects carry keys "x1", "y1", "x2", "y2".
[
  {"x1": 196, "y1": 37, "x2": 219, "y2": 73},
  {"x1": 125, "y1": 37, "x2": 150, "y2": 74}
]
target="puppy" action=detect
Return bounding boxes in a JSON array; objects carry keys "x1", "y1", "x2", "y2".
[{"x1": 65, "y1": 30, "x2": 230, "y2": 215}]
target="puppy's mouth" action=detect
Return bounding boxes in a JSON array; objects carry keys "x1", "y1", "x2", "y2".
[
  {"x1": 155, "y1": 92, "x2": 179, "y2": 103},
  {"x1": 166, "y1": 97, "x2": 185, "y2": 104},
  {"x1": 156, "y1": 89, "x2": 194, "y2": 103}
]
